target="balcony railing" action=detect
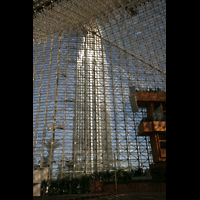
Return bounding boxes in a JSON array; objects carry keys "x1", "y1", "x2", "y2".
[{"x1": 138, "y1": 121, "x2": 166, "y2": 136}]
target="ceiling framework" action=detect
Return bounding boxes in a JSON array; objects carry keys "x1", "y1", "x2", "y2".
[{"x1": 33, "y1": 0, "x2": 166, "y2": 179}]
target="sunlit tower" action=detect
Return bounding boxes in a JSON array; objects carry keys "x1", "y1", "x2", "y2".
[{"x1": 73, "y1": 30, "x2": 113, "y2": 176}]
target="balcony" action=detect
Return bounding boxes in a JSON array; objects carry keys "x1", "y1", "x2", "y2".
[
  {"x1": 138, "y1": 121, "x2": 166, "y2": 136},
  {"x1": 136, "y1": 91, "x2": 166, "y2": 107}
]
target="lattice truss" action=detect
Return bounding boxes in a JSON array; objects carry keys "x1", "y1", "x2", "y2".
[{"x1": 33, "y1": 0, "x2": 166, "y2": 179}]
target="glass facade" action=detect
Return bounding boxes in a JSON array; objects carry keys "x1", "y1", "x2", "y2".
[{"x1": 33, "y1": 0, "x2": 166, "y2": 179}]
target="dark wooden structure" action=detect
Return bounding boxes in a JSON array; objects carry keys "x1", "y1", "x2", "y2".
[{"x1": 136, "y1": 91, "x2": 166, "y2": 177}]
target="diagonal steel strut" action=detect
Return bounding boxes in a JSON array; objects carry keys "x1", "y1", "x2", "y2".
[{"x1": 91, "y1": 30, "x2": 166, "y2": 76}]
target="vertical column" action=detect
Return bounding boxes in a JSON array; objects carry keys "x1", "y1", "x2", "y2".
[
  {"x1": 94, "y1": 34, "x2": 98, "y2": 173},
  {"x1": 73, "y1": 32, "x2": 78, "y2": 178},
  {"x1": 49, "y1": 34, "x2": 62, "y2": 181},
  {"x1": 84, "y1": 34, "x2": 88, "y2": 175},
  {"x1": 34, "y1": 38, "x2": 47, "y2": 165},
  {"x1": 100, "y1": 35, "x2": 110, "y2": 171},
  {"x1": 40, "y1": 36, "x2": 53, "y2": 168},
  {"x1": 147, "y1": 102, "x2": 154, "y2": 120}
]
